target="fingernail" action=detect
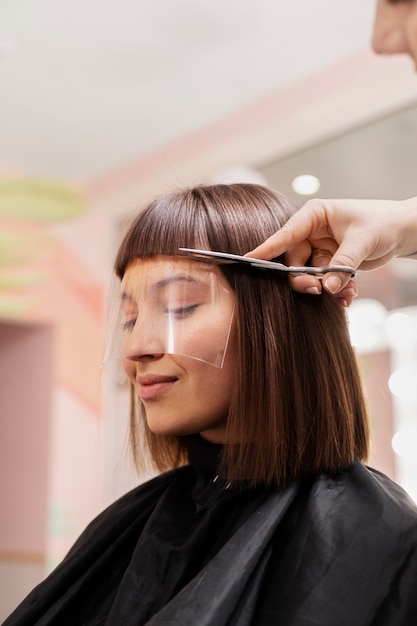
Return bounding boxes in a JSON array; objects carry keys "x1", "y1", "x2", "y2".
[
  {"x1": 306, "y1": 287, "x2": 321, "y2": 295},
  {"x1": 324, "y1": 276, "x2": 342, "y2": 294}
]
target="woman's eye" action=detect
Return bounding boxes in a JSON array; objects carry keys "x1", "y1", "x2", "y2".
[
  {"x1": 121, "y1": 318, "x2": 136, "y2": 331},
  {"x1": 167, "y1": 304, "x2": 199, "y2": 318}
]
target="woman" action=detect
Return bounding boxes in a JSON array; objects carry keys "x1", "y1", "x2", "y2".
[{"x1": 5, "y1": 183, "x2": 417, "y2": 625}]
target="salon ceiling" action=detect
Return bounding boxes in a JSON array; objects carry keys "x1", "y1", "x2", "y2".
[{"x1": 0, "y1": 0, "x2": 379, "y2": 183}]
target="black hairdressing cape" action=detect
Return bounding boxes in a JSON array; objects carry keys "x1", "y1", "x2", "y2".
[{"x1": 4, "y1": 435, "x2": 417, "y2": 626}]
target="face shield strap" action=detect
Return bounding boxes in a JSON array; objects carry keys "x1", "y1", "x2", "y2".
[{"x1": 102, "y1": 259, "x2": 235, "y2": 377}]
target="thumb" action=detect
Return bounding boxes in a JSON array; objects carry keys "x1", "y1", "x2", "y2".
[{"x1": 322, "y1": 247, "x2": 362, "y2": 294}]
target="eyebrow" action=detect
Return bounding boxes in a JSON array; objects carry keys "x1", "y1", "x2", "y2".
[
  {"x1": 121, "y1": 274, "x2": 206, "y2": 302},
  {"x1": 154, "y1": 274, "x2": 205, "y2": 290}
]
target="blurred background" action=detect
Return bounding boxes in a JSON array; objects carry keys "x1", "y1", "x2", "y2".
[{"x1": 1, "y1": 0, "x2": 417, "y2": 618}]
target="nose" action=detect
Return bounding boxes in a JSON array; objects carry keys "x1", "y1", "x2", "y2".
[
  {"x1": 122, "y1": 318, "x2": 166, "y2": 361},
  {"x1": 372, "y1": 2, "x2": 409, "y2": 56}
]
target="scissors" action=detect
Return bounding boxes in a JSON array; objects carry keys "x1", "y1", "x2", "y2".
[{"x1": 178, "y1": 248, "x2": 357, "y2": 279}]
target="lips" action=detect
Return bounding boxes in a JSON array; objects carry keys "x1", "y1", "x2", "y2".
[{"x1": 137, "y1": 374, "x2": 178, "y2": 400}]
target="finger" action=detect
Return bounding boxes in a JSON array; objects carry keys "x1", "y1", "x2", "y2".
[
  {"x1": 338, "y1": 281, "x2": 358, "y2": 300},
  {"x1": 247, "y1": 208, "x2": 319, "y2": 260},
  {"x1": 285, "y1": 240, "x2": 323, "y2": 294},
  {"x1": 322, "y1": 271, "x2": 353, "y2": 295},
  {"x1": 247, "y1": 227, "x2": 295, "y2": 260},
  {"x1": 335, "y1": 281, "x2": 358, "y2": 307},
  {"x1": 288, "y1": 274, "x2": 323, "y2": 295},
  {"x1": 310, "y1": 247, "x2": 333, "y2": 267},
  {"x1": 325, "y1": 229, "x2": 374, "y2": 273},
  {"x1": 290, "y1": 243, "x2": 340, "y2": 296},
  {"x1": 321, "y1": 241, "x2": 365, "y2": 294},
  {"x1": 285, "y1": 241, "x2": 341, "y2": 296},
  {"x1": 310, "y1": 250, "x2": 336, "y2": 293},
  {"x1": 288, "y1": 275, "x2": 358, "y2": 301}
]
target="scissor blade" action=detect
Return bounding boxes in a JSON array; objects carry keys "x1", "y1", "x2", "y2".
[{"x1": 178, "y1": 248, "x2": 356, "y2": 278}]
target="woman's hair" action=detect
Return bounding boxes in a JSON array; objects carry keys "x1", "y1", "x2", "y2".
[{"x1": 115, "y1": 183, "x2": 369, "y2": 487}]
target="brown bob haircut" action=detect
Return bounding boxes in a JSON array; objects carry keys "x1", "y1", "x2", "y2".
[{"x1": 114, "y1": 183, "x2": 369, "y2": 487}]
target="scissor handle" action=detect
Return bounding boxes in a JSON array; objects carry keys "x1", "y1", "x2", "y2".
[{"x1": 287, "y1": 265, "x2": 357, "y2": 278}]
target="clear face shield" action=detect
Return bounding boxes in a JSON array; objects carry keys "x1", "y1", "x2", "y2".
[{"x1": 103, "y1": 257, "x2": 235, "y2": 378}]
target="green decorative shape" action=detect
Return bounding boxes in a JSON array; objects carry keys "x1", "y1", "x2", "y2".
[
  {"x1": 0, "y1": 231, "x2": 51, "y2": 265},
  {"x1": 0, "y1": 294, "x2": 33, "y2": 317},
  {"x1": 0, "y1": 179, "x2": 87, "y2": 221},
  {"x1": 0, "y1": 273, "x2": 46, "y2": 289}
]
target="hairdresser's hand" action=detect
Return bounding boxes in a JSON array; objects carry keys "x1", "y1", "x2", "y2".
[{"x1": 248, "y1": 196, "x2": 417, "y2": 306}]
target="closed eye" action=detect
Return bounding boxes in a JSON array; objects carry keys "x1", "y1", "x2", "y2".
[
  {"x1": 120, "y1": 319, "x2": 136, "y2": 331},
  {"x1": 166, "y1": 304, "x2": 199, "y2": 318},
  {"x1": 120, "y1": 304, "x2": 198, "y2": 329}
]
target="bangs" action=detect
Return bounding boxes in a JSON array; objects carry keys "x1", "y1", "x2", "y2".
[
  {"x1": 114, "y1": 194, "x2": 207, "y2": 278},
  {"x1": 114, "y1": 184, "x2": 296, "y2": 279}
]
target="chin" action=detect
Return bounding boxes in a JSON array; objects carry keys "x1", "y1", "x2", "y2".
[{"x1": 145, "y1": 418, "x2": 195, "y2": 437}]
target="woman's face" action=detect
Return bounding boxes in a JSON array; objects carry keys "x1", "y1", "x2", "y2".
[
  {"x1": 372, "y1": 0, "x2": 417, "y2": 68},
  {"x1": 121, "y1": 257, "x2": 237, "y2": 443}
]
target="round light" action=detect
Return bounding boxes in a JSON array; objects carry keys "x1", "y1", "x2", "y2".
[
  {"x1": 388, "y1": 368, "x2": 417, "y2": 399},
  {"x1": 291, "y1": 174, "x2": 320, "y2": 196},
  {"x1": 347, "y1": 298, "x2": 388, "y2": 351},
  {"x1": 392, "y1": 428, "x2": 417, "y2": 458},
  {"x1": 385, "y1": 311, "x2": 415, "y2": 346}
]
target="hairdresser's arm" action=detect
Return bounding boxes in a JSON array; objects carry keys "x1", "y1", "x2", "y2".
[{"x1": 248, "y1": 196, "x2": 417, "y2": 303}]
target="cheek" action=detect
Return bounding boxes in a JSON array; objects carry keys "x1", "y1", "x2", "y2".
[
  {"x1": 203, "y1": 339, "x2": 236, "y2": 406},
  {"x1": 181, "y1": 307, "x2": 234, "y2": 367},
  {"x1": 187, "y1": 355, "x2": 234, "y2": 398},
  {"x1": 188, "y1": 365, "x2": 234, "y2": 426}
]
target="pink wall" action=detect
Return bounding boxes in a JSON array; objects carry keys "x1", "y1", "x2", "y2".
[
  {"x1": 0, "y1": 322, "x2": 53, "y2": 559},
  {"x1": 0, "y1": 214, "x2": 106, "y2": 577},
  {"x1": 359, "y1": 350, "x2": 396, "y2": 479}
]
